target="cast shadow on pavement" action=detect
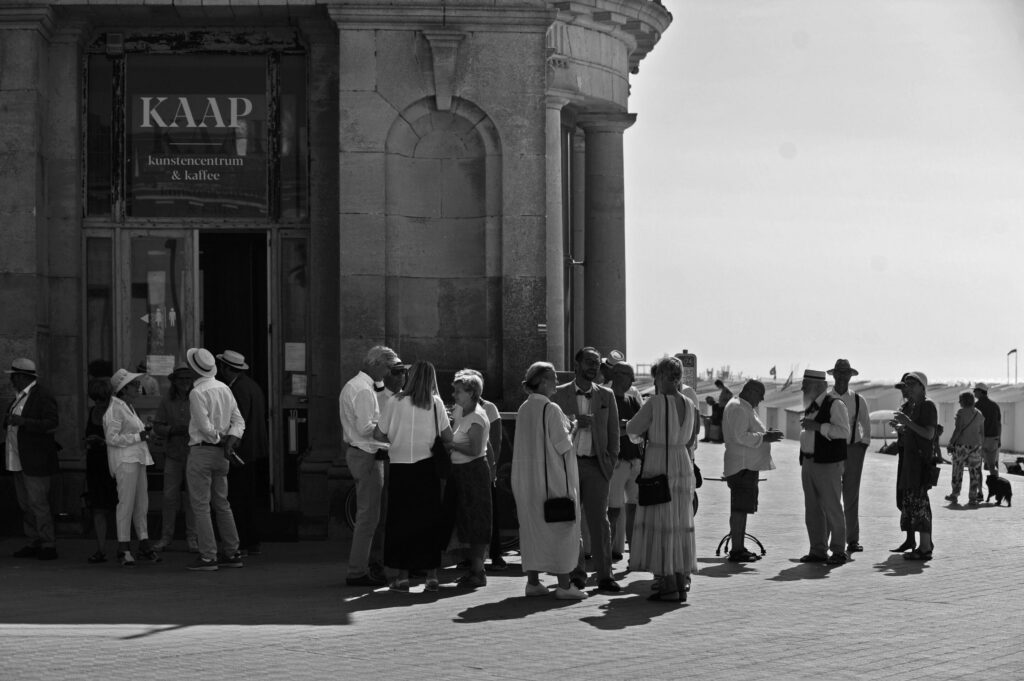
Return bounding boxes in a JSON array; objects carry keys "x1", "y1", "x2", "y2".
[
  {"x1": 872, "y1": 554, "x2": 928, "y2": 577},
  {"x1": 695, "y1": 557, "x2": 758, "y2": 579},
  {"x1": 453, "y1": 593, "x2": 580, "y2": 623},
  {"x1": 765, "y1": 560, "x2": 845, "y2": 582},
  {"x1": 578, "y1": 589, "x2": 688, "y2": 630}
]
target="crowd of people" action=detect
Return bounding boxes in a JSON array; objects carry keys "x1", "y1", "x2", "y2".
[
  {"x1": 2, "y1": 344, "x2": 1010, "y2": 596},
  {"x1": 3, "y1": 347, "x2": 267, "y2": 570}
]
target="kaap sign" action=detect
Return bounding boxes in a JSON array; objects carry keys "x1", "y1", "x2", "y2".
[{"x1": 136, "y1": 95, "x2": 255, "y2": 129}]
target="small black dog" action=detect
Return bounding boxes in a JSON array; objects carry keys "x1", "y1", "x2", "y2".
[{"x1": 985, "y1": 474, "x2": 1013, "y2": 507}]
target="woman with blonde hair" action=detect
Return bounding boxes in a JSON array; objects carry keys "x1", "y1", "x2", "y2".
[
  {"x1": 511, "y1": 362, "x2": 586, "y2": 600},
  {"x1": 104, "y1": 368, "x2": 160, "y2": 567},
  {"x1": 441, "y1": 369, "x2": 493, "y2": 588},
  {"x1": 374, "y1": 360, "x2": 452, "y2": 592},
  {"x1": 626, "y1": 355, "x2": 698, "y2": 602}
]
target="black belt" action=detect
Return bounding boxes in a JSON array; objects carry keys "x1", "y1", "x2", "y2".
[
  {"x1": 800, "y1": 452, "x2": 814, "y2": 460},
  {"x1": 193, "y1": 441, "x2": 223, "y2": 448}
]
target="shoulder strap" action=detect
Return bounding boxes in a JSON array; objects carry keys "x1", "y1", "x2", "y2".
[
  {"x1": 541, "y1": 403, "x2": 571, "y2": 499},
  {"x1": 850, "y1": 391, "x2": 860, "y2": 445},
  {"x1": 433, "y1": 402, "x2": 440, "y2": 437}
]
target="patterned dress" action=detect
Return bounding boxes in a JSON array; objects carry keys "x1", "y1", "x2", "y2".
[{"x1": 627, "y1": 394, "x2": 698, "y2": 577}]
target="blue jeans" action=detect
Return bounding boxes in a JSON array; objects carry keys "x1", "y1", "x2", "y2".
[
  {"x1": 186, "y1": 446, "x2": 239, "y2": 561},
  {"x1": 345, "y1": 447, "x2": 384, "y2": 577}
]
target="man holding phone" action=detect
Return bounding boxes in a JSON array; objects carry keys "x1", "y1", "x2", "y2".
[{"x1": 722, "y1": 380, "x2": 784, "y2": 562}]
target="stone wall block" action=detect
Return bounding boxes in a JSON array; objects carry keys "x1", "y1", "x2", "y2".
[
  {"x1": 386, "y1": 156, "x2": 442, "y2": 217},
  {"x1": 0, "y1": 274, "x2": 38, "y2": 334},
  {"x1": 439, "y1": 156, "x2": 485, "y2": 218},
  {"x1": 388, "y1": 276, "x2": 439, "y2": 337},
  {"x1": 338, "y1": 151, "x2": 385, "y2": 215},
  {"x1": 339, "y1": 213, "x2": 385, "y2": 275},
  {"x1": 376, "y1": 30, "x2": 432, "y2": 113},
  {"x1": 339, "y1": 274, "x2": 386, "y2": 338},
  {"x1": 48, "y1": 277, "x2": 80, "y2": 336},
  {"x1": 501, "y1": 275, "x2": 547, "y2": 404},
  {"x1": 0, "y1": 154, "x2": 40, "y2": 224},
  {"x1": 502, "y1": 153, "x2": 545, "y2": 217},
  {"x1": 338, "y1": 29, "x2": 376, "y2": 92},
  {"x1": 0, "y1": 91, "x2": 41, "y2": 155},
  {"x1": 45, "y1": 161, "x2": 81, "y2": 222},
  {"x1": 502, "y1": 215, "x2": 545, "y2": 278},
  {"x1": 387, "y1": 216, "x2": 486, "y2": 278},
  {"x1": 0, "y1": 31, "x2": 43, "y2": 91},
  {"x1": 339, "y1": 91, "x2": 396, "y2": 152}
]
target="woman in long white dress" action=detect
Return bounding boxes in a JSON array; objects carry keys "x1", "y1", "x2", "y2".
[
  {"x1": 626, "y1": 355, "x2": 698, "y2": 603},
  {"x1": 511, "y1": 362, "x2": 587, "y2": 600}
]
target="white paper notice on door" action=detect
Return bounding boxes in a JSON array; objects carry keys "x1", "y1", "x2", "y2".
[
  {"x1": 147, "y1": 355, "x2": 176, "y2": 377},
  {"x1": 291, "y1": 374, "x2": 307, "y2": 396},
  {"x1": 285, "y1": 342, "x2": 306, "y2": 372}
]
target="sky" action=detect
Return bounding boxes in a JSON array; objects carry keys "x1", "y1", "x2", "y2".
[{"x1": 623, "y1": 0, "x2": 1024, "y2": 384}]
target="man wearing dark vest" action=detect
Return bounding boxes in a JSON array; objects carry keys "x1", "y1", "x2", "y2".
[
  {"x1": 973, "y1": 383, "x2": 1001, "y2": 474},
  {"x1": 798, "y1": 368, "x2": 851, "y2": 565},
  {"x1": 828, "y1": 359, "x2": 871, "y2": 554},
  {"x1": 217, "y1": 350, "x2": 269, "y2": 556}
]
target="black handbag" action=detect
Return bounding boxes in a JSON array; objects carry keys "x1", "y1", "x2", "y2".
[
  {"x1": 542, "y1": 404, "x2": 576, "y2": 523},
  {"x1": 636, "y1": 395, "x2": 672, "y2": 507},
  {"x1": 431, "y1": 402, "x2": 451, "y2": 479}
]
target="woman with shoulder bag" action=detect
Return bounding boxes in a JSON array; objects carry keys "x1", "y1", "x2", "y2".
[
  {"x1": 891, "y1": 371, "x2": 938, "y2": 561},
  {"x1": 945, "y1": 390, "x2": 985, "y2": 507},
  {"x1": 511, "y1": 362, "x2": 587, "y2": 601},
  {"x1": 625, "y1": 356, "x2": 698, "y2": 603},
  {"x1": 373, "y1": 361, "x2": 453, "y2": 592}
]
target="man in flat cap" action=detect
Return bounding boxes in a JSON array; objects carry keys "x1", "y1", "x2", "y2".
[
  {"x1": 828, "y1": 359, "x2": 871, "y2": 554},
  {"x1": 3, "y1": 358, "x2": 60, "y2": 560},
  {"x1": 798, "y1": 368, "x2": 850, "y2": 565}
]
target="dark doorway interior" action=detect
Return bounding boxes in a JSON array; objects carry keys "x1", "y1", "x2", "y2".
[{"x1": 199, "y1": 232, "x2": 269, "y2": 398}]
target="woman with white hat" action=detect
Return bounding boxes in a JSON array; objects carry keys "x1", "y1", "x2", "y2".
[{"x1": 103, "y1": 367, "x2": 160, "y2": 567}]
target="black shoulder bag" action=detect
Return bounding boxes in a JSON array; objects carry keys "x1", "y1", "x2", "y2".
[
  {"x1": 542, "y1": 404, "x2": 576, "y2": 523},
  {"x1": 431, "y1": 402, "x2": 451, "y2": 479},
  {"x1": 636, "y1": 396, "x2": 672, "y2": 506}
]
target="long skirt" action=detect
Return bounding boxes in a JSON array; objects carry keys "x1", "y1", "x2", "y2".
[
  {"x1": 384, "y1": 458, "x2": 442, "y2": 570},
  {"x1": 899, "y1": 488, "x2": 932, "y2": 533},
  {"x1": 628, "y1": 443, "x2": 698, "y2": 577}
]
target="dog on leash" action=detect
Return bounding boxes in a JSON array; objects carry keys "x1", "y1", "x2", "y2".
[{"x1": 985, "y1": 474, "x2": 1013, "y2": 507}]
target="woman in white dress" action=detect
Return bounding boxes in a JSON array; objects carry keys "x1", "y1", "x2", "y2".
[
  {"x1": 511, "y1": 362, "x2": 587, "y2": 600},
  {"x1": 626, "y1": 355, "x2": 698, "y2": 603}
]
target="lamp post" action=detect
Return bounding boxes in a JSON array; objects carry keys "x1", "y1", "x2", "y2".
[{"x1": 1008, "y1": 349, "x2": 1018, "y2": 385}]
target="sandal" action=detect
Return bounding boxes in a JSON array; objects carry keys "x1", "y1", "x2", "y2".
[
  {"x1": 890, "y1": 540, "x2": 916, "y2": 553},
  {"x1": 388, "y1": 579, "x2": 410, "y2": 592},
  {"x1": 424, "y1": 578, "x2": 439, "y2": 592},
  {"x1": 903, "y1": 548, "x2": 933, "y2": 561},
  {"x1": 87, "y1": 551, "x2": 107, "y2": 564}
]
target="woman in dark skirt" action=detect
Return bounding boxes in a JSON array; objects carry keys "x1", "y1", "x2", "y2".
[
  {"x1": 374, "y1": 361, "x2": 453, "y2": 592},
  {"x1": 84, "y1": 377, "x2": 118, "y2": 563},
  {"x1": 891, "y1": 371, "x2": 938, "y2": 560}
]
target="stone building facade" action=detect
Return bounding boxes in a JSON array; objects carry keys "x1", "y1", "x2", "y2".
[{"x1": 0, "y1": 0, "x2": 670, "y2": 534}]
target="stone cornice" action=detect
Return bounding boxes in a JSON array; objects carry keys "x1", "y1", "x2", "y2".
[
  {"x1": 0, "y1": 6, "x2": 55, "y2": 40},
  {"x1": 552, "y1": 0, "x2": 671, "y2": 73},
  {"x1": 576, "y1": 110, "x2": 636, "y2": 133},
  {"x1": 328, "y1": 2, "x2": 555, "y2": 32}
]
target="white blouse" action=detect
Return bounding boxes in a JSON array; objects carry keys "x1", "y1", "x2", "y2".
[
  {"x1": 378, "y1": 394, "x2": 449, "y2": 465},
  {"x1": 103, "y1": 396, "x2": 154, "y2": 475},
  {"x1": 450, "y1": 403, "x2": 489, "y2": 465}
]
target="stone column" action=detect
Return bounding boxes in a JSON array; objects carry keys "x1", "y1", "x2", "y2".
[
  {"x1": 578, "y1": 112, "x2": 635, "y2": 356},
  {"x1": 544, "y1": 96, "x2": 569, "y2": 366},
  {"x1": 570, "y1": 131, "x2": 586, "y2": 356}
]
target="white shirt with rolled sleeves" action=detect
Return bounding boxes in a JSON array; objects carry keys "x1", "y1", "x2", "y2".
[
  {"x1": 799, "y1": 392, "x2": 850, "y2": 453},
  {"x1": 188, "y1": 376, "x2": 245, "y2": 446},
  {"x1": 833, "y1": 389, "x2": 871, "y2": 446},
  {"x1": 339, "y1": 371, "x2": 382, "y2": 454},
  {"x1": 722, "y1": 396, "x2": 776, "y2": 477}
]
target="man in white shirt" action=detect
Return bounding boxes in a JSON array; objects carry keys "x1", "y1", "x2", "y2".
[
  {"x1": 185, "y1": 347, "x2": 246, "y2": 571},
  {"x1": 798, "y1": 369, "x2": 851, "y2": 565},
  {"x1": 722, "y1": 380, "x2": 783, "y2": 562},
  {"x1": 340, "y1": 345, "x2": 403, "y2": 587},
  {"x1": 828, "y1": 359, "x2": 871, "y2": 554}
]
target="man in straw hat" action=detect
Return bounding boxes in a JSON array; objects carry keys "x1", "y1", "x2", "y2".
[
  {"x1": 972, "y1": 382, "x2": 1001, "y2": 474},
  {"x1": 828, "y1": 359, "x2": 871, "y2": 554},
  {"x1": 798, "y1": 368, "x2": 851, "y2": 565},
  {"x1": 3, "y1": 358, "x2": 60, "y2": 560},
  {"x1": 184, "y1": 347, "x2": 246, "y2": 571},
  {"x1": 216, "y1": 350, "x2": 268, "y2": 556}
]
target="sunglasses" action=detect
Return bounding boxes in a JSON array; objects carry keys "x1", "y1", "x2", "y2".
[{"x1": 390, "y1": 367, "x2": 408, "y2": 376}]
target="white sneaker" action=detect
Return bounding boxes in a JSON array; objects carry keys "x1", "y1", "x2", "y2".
[
  {"x1": 524, "y1": 582, "x2": 550, "y2": 597},
  {"x1": 554, "y1": 585, "x2": 588, "y2": 600}
]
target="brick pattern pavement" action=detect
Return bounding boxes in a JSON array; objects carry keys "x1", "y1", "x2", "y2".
[{"x1": 0, "y1": 441, "x2": 1020, "y2": 681}]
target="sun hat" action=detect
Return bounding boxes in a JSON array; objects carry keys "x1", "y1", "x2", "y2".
[
  {"x1": 802, "y1": 369, "x2": 827, "y2": 381},
  {"x1": 604, "y1": 349, "x2": 626, "y2": 366},
  {"x1": 827, "y1": 359, "x2": 859, "y2": 376},
  {"x1": 4, "y1": 358, "x2": 37, "y2": 377},
  {"x1": 170, "y1": 361, "x2": 196, "y2": 380},
  {"x1": 110, "y1": 368, "x2": 143, "y2": 395},
  {"x1": 216, "y1": 349, "x2": 249, "y2": 371},
  {"x1": 186, "y1": 347, "x2": 218, "y2": 379},
  {"x1": 974, "y1": 382, "x2": 990, "y2": 393},
  {"x1": 903, "y1": 371, "x2": 928, "y2": 389}
]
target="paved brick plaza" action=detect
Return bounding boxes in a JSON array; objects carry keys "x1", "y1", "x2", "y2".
[{"x1": 1, "y1": 440, "x2": 1020, "y2": 681}]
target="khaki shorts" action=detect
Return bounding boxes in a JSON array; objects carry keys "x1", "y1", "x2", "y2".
[{"x1": 981, "y1": 437, "x2": 1000, "y2": 468}]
